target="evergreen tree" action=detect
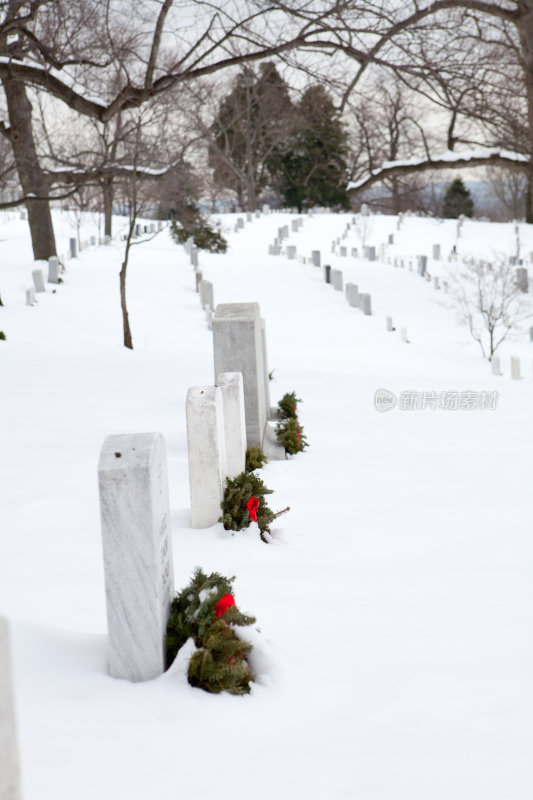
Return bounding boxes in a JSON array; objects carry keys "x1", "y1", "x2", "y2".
[
  {"x1": 269, "y1": 85, "x2": 350, "y2": 212},
  {"x1": 209, "y1": 63, "x2": 293, "y2": 209},
  {"x1": 442, "y1": 178, "x2": 474, "y2": 218}
]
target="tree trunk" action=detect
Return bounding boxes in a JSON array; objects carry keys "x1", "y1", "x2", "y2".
[
  {"x1": 119, "y1": 256, "x2": 133, "y2": 349},
  {"x1": 2, "y1": 77, "x2": 57, "y2": 259},
  {"x1": 517, "y1": 5, "x2": 533, "y2": 223},
  {"x1": 103, "y1": 177, "x2": 113, "y2": 237}
]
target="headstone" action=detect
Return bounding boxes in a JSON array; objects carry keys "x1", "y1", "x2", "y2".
[
  {"x1": 529, "y1": 327, "x2": 533, "y2": 342},
  {"x1": 0, "y1": 616, "x2": 22, "y2": 800},
  {"x1": 255, "y1": 210, "x2": 260, "y2": 218},
  {"x1": 48, "y1": 256, "x2": 59, "y2": 284},
  {"x1": 388, "y1": 234, "x2": 394, "y2": 245},
  {"x1": 509, "y1": 255, "x2": 517, "y2": 266},
  {"x1": 98, "y1": 432, "x2": 174, "y2": 682},
  {"x1": 184, "y1": 236, "x2": 193, "y2": 255},
  {"x1": 340, "y1": 246, "x2": 347, "y2": 257},
  {"x1": 491, "y1": 356, "x2": 502, "y2": 375},
  {"x1": 360, "y1": 293, "x2": 372, "y2": 315},
  {"x1": 516, "y1": 267, "x2": 528, "y2": 292},
  {"x1": 90, "y1": 235, "x2": 96, "y2": 246},
  {"x1": 511, "y1": 356, "x2": 521, "y2": 379},
  {"x1": 386, "y1": 316, "x2": 393, "y2": 331},
  {"x1": 247, "y1": 212, "x2": 253, "y2": 223},
  {"x1": 432, "y1": 243, "x2": 441, "y2": 260},
  {"x1": 361, "y1": 203, "x2": 369, "y2": 215},
  {"x1": 199, "y1": 280, "x2": 214, "y2": 310},
  {"x1": 237, "y1": 218, "x2": 245, "y2": 230},
  {"x1": 291, "y1": 219, "x2": 299, "y2": 232},
  {"x1": 213, "y1": 303, "x2": 266, "y2": 448},
  {"x1": 367, "y1": 246, "x2": 376, "y2": 261},
  {"x1": 418, "y1": 255, "x2": 427, "y2": 276},
  {"x1": 216, "y1": 373, "x2": 246, "y2": 479},
  {"x1": 425, "y1": 271, "x2": 431, "y2": 282},
  {"x1": 379, "y1": 244, "x2": 386, "y2": 262},
  {"x1": 25, "y1": 288, "x2": 35, "y2": 306},
  {"x1": 262, "y1": 204, "x2": 270, "y2": 214},
  {"x1": 186, "y1": 386, "x2": 227, "y2": 527},
  {"x1": 69, "y1": 238, "x2": 77, "y2": 259},
  {"x1": 260, "y1": 318, "x2": 272, "y2": 417},
  {"x1": 346, "y1": 283, "x2": 359, "y2": 308},
  {"x1": 400, "y1": 327, "x2": 408, "y2": 343},
  {"x1": 287, "y1": 245, "x2": 297, "y2": 260},
  {"x1": 443, "y1": 280, "x2": 449, "y2": 293},
  {"x1": 150, "y1": 223, "x2": 155, "y2": 233},
  {"x1": 331, "y1": 269, "x2": 343, "y2": 291},
  {"x1": 191, "y1": 247, "x2": 199, "y2": 269},
  {"x1": 32, "y1": 269, "x2": 45, "y2": 293},
  {"x1": 268, "y1": 244, "x2": 281, "y2": 256},
  {"x1": 324, "y1": 265, "x2": 331, "y2": 284},
  {"x1": 143, "y1": 225, "x2": 148, "y2": 233},
  {"x1": 195, "y1": 271, "x2": 203, "y2": 292},
  {"x1": 434, "y1": 276, "x2": 440, "y2": 290},
  {"x1": 351, "y1": 247, "x2": 358, "y2": 258},
  {"x1": 311, "y1": 250, "x2": 321, "y2": 267}
]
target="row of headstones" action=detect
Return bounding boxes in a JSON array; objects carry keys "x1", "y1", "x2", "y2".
[
  {"x1": 491, "y1": 355, "x2": 533, "y2": 379},
  {"x1": 133, "y1": 221, "x2": 163, "y2": 238},
  {"x1": 233, "y1": 210, "x2": 262, "y2": 231},
  {"x1": 27, "y1": 235, "x2": 107, "y2": 305},
  {"x1": 97, "y1": 301, "x2": 283, "y2": 685},
  {"x1": 323, "y1": 263, "x2": 372, "y2": 315}
]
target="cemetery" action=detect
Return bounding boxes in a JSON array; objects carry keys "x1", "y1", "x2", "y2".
[{"x1": 1, "y1": 206, "x2": 532, "y2": 799}]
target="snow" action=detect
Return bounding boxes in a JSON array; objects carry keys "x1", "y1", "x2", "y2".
[{"x1": 1, "y1": 209, "x2": 533, "y2": 799}]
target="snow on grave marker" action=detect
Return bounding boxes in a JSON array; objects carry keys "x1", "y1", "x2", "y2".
[
  {"x1": 0, "y1": 615, "x2": 22, "y2": 800},
  {"x1": 216, "y1": 373, "x2": 246, "y2": 479},
  {"x1": 98, "y1": 432, "x2": 174, "y2": 682},
  {"x1": 186, "y1": 386, "x2": 227, "y2": 528},
  {"x1": 213, "y1": 303, "x2": 267, "y2": 448},
  {"x1": 32, "y1": 269, "x2": 45, "y2": 293}
]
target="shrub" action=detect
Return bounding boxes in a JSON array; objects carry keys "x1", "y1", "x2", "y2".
[{"x1": 170, "y1": 204, "x2": 227, "y2": 252}]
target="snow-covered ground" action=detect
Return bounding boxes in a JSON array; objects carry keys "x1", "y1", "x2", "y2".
[{"x1": 1, "y1": 209, "x2": 532, "y2": 799}]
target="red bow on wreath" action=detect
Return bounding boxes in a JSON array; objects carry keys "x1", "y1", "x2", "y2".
[
  {"x1": 215, "y1": 594, "x2": 235, "y2": 617},
  {"x1": 246, "y1": 496, "x2": 260, "y2": 522}
]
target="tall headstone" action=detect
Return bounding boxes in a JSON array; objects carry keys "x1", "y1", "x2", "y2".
[
  {"x1": 98, "y1": 432, "x2": 174, "y2": 682},
  {"x1": 48, "y1": 256, "x2": 59, "y2": 284},
  {"x1": 331, "y1": 269, "x2": 343, "y2": 291},
  {"x1": 516, "y1": 267, "x2": 528, "y2": 292},
  {"x1": 199, "y1": 280, "x2": 214, "y2": 310},
  {"x1": 360, "y1": 293, "x2": 372, "y2": 315},
  {"x1": 195, "y1": 271, "x2": 203, "y2": 292},
  {"x1": 311, "y1": 250, "x2": 321, "y2": 267},
  {"x1": 346, "y1": 283, "x2": 359, "y2": 308},
  {"x1": 186, "y1": 386, "x2": 227, "y2": 527},
  {"x1": 0, "y1": 616, "x2": 22, "y2": 800},
  {"x1": 216, "y1": 372, "x2": 246, "y2": 479},
  {"x1": 511, "y1": 356, "x2": 521, "y2": 379},
  {"x1": 69, "y1": 238, "x2": 77, "y2": 259},
  {"x1": 418, "y1": 255, "x2": 427, "y2": 276},
  {"x1": 213, "y1": 303, "x2": 266, "y2": 448},
  {"x1": 324, "y1": 265, "x2": 331, "y2": 283},
  {"x1": 32, "y1": 269, "x2": 45, "y2": 293}
]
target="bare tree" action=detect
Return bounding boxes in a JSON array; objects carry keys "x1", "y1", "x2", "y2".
[{"x1": 448, "y1": 254, "x2": 530, "y2": 359}]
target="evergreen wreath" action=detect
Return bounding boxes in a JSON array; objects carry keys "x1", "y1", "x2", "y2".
[
  {"x1": 276, "y1": 416, "x2": 308, "y2": 455},
  {"x1": 165, "y1": 568, "x2": 256, "y2": 695},
  {"x1": 277, "y1": 391, "x2": 301, "y2": 420},
  {"x1": 245, "y1": 446, "x2": 267, "y2": 472},
  {"x1": 219, "y1": 471, "x2": 289, "y2": 543}
]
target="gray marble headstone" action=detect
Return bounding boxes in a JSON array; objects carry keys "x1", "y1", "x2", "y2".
[
  {"x1": 213, "y1": 303, "x2": 266, "y2": 448},
  {"x1": 69, "y1": 238, "x2": 77, "y2": 259},
  {"x1": 186, "y1": 387, "x2": 227, "y2": 528},
  {"x1": 199, "y1": 280, "x2": 214, "y2": 310},
  {"x1": 516, "y1": 268, "x2": 528, "y2": 292},
  {"x1": 291, "y1": 219, "x2": 299, "y2": 232},
  {"x1": 48, "y1": 256, "x2": 59, "y2": 284},
  {"x1": 135, "y1": 224, "x2": 142, "y2": 237},
  {"x1": 90, "y1": 235, "x2": 96, "y2": 246},
  {"x1": 331, "y1": 269, "x2": 343, "y2": 291},
  {"x1": 360, "y1": 293, "x2": 372, "y2": 315},
  {"x1": 98, "y1": 432, "x2": 174, "y2": 682},
  {"x1": 324, "y1": 265, "x2": 331, "y2": 284},
  {"x1": 0, "y1": 616, "x2": 22, "y2": 800},
  {"x1": 311, "y1": 250, "x2": 321, "y2": 267},
  {"x1": 32, "y1": 269, "x2": 45, "y2": 293},
  {"x1": 346, "y1": 283, "x2": 359, "y2": 308},
  {"x1": 388, "y1": 234, "x2": 394, "y2": 245},
  {"x1": 418, "y1": 255, "x2": 427, "y2": 276}
]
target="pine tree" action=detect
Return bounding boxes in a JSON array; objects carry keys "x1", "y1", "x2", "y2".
[
  {"x1": 442, "y1": 178, "x2": 474, "y2": 219},
  {"x1": 165, "y1": 568, "x2": 256, "y2": 695},
  {"x1": 269, "y1": 85, "x2": 350, "y2": 212}
]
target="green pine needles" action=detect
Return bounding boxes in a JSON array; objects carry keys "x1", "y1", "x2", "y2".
[
  {"x1": 220, "y1": 470, "x2": 289, "y2": 543},
  {"x1": 275, "y1": 391, "x2": 309, "y2": 454},
  {"x1": 165, "y1": 568, "x2": 256, "y2": 695},
  {"x1": 245, "y1": 446, "x2": 267, "y2": 472}
]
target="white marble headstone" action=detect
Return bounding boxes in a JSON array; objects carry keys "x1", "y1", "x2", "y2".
[
  {"x1": 98, "y1": 433, "x2": 174, "y2": 682},
  {"x1": 0, "y1": 616, "x2": 22, "y2": 800}
]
